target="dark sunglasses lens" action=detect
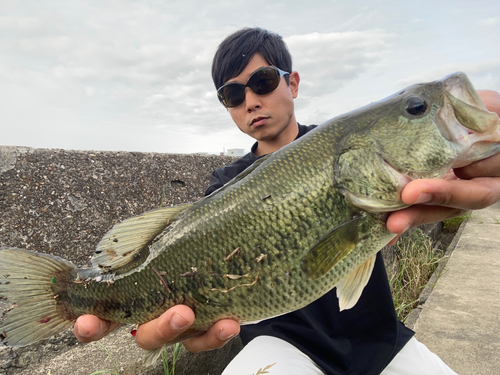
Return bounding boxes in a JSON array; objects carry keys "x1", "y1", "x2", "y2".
[
  {"x1": 219, "y1": 83, "x2": 246, "y2": 107},
  {"x1": 217, "y1": 67, "x2": 282, "y2": 107},
  {"x1": 248, "y1": 68, "x2": 279, "y2": 95}
]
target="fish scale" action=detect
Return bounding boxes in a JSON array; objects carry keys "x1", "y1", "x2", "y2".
[{"x1": 125, "y1": 138, "x2": 342, "y2": 327}]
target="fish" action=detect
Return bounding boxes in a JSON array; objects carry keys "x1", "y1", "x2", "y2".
[{"x1": 1, "y1": 72, "x2": 499, "y2": 364}]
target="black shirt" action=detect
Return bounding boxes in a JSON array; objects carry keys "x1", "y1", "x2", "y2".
[{"x1": 205, "y1": 124, "x2": 414, "y2": 375}]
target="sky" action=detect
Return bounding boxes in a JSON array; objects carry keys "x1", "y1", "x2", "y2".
[{"x1": 1, "y1": 0, "x2": 499, "y2": 155}]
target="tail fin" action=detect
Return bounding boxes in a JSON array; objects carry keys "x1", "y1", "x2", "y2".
[{"x1": 0, "y1": 248, "x2": 77, "y2": 346}]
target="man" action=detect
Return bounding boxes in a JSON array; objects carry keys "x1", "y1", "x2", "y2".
[{"x1": 75, "y1": 28, "x2": 500, "y2": 374}]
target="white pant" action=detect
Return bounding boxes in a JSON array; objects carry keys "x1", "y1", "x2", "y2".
[{"x1": 222, "y1": 336, "x2": 457, "y2": 375}]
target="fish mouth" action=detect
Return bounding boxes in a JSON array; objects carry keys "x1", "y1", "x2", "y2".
[{"x1": 437, "y1": 72, "x2": 500, "y2": 167}]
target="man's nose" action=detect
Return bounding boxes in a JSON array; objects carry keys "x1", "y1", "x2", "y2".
[{"x1": 245, "y1": 87, "x2": 262, "y2": 111}]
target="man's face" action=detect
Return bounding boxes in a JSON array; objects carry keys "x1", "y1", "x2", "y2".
[{"x1": 224, "y1": 53, "x2": 299, "y2": 144}]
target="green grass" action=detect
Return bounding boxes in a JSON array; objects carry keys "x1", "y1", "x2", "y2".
[
  {"x1": 388, "y1": 229, "x2": 445, "y2": 321},
  {"x1": 89, "y1": 342, "x2": 183, "y2": 375},
  {"x1": 162, "y1": 343, "x2": 183, "y2": 375},
  {"x1": 443, "y1": 212, "x2": 471, "y2": 232},
  {"x1": 88, "y1": 342, "x2": 120, "y2": 375},
  {"x1": 160, "y1": 184, "x2": 167, "y2": 208}
]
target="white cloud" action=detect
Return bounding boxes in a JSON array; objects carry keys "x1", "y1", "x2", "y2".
[
  {"x1": 394, "y1": 60, "x2": 500, "y2": 90},
  {"x1": 0, "y1": 15, "x2": 46, "y2": 33},
  {"x1": 477, "y1": 17, "x2": 500, "y2": 26},
  {"x1": 286, "y1": 31, "x2": 394, "y2": 99}
]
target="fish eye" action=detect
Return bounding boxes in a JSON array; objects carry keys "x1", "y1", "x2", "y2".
[{"x1": 405, "y1": 96, "x2": 428, "y2": 116}]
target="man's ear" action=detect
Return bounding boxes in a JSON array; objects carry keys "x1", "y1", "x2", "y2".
[{"x1": 289, "y1": 71, "x2": 300, "y2": 99}]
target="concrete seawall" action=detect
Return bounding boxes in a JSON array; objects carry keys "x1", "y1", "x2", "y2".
[{"x1": 0, "y1": 146, "x2": 237, "y2": 268}]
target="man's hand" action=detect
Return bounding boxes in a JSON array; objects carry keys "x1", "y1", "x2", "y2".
[
  {"x1": 387, "y1": 154, "x2": 500, "y2": 243},
  {"x1": 387, "y1": 89, "x2": 500, "y2": 243},
  {"x1": 74, "y1": 315, "x2": 122, "y2": 343},
  {"x1": 74, "y1": 306, "x2": 240, "y2": 353},
  {"x1": 134, "y1": 306, "x2": 240, "y2": 353}
]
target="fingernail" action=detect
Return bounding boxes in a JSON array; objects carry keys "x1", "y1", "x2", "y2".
[
  {"x1": 218, "y1": 329, "x2": 236, "y2": 341},
  {"x1": 75, "y1": 322, "x2": 91, "y2": 338},
  {"x1": 414, "y1": 193, "x2": 432, "y2": 204},
  {"x1": 171, "y1": 313, "x2": 189, "y2": 330}
]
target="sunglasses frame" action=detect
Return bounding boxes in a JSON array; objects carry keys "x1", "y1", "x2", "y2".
[{"x1": 217, "y1": 66, "x2": 290, "y2": 108}]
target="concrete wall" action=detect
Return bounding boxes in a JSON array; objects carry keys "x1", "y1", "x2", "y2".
[{"x1": 0, "y1": 146, "x2": 238, "y2": 267}]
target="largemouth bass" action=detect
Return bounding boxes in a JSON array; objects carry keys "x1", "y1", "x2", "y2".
[{"x1": 1, "y1": 72, "x2": 499, "y2": 362}]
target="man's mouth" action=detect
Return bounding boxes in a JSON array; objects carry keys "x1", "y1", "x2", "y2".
[{"x1": 250, "y1": 117, "x2": 269, "y2": 127}]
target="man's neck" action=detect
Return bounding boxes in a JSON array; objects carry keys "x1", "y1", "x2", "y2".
[{"x1": 254, "y1": 121, "x2": 300, "y2": 156}]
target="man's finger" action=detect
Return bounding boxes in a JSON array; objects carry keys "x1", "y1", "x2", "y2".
[
  {"x1": 134, "y1": 305, "x2": 195, "y2": 350},
  {"x1": 387, "y1": 205, "x2": 467, "y2": 235},
  {"x1": 182, "y1": 319, "x2": 240, "y2": 353},
  {"x1": 400, "y1": 178, "x2": 500, "y2": 210},
  {"x1": 454, "y1": 152, "x2": 500, "y2": 180},
  {"x1": 74, "y1": 315, "x2": 121, "y2": 343}
]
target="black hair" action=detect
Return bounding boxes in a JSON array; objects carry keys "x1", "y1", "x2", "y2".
[{"x1": 212, "y1": 27, "x2": 292, "y2": 89}]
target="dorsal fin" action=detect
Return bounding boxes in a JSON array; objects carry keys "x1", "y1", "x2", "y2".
[
  {"x1": 91, "y1": 204, "x2": 192, "y2": 272},
  {"x1": 336, "y1": 254, "x2": 376, "y2": 311},
  {"x1": 301, "y1": 216, "x2": 363, "y2": 279}
]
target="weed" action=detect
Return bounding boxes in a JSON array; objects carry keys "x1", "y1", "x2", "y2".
[
  {"x1": 160, "y1": 184, "x2": 166, "y2": 208},
  {"x1": 88, "y1": 342, "x2": 121, "y2": 375},
  {"x1": 89, "y1": 342, "x2": 182, "y2": 375},
  {"x1": 443, "y1": 212, "x2": 471, "y2": 232},
  {"x1": 162, "y1": 343, "x2": 183, "y2": 375},
  {"x1": 388, "y1": 229, "x2": 444, "y2": 321}
]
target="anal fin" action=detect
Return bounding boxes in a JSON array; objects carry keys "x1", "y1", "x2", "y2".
[{"x1": 336, "y1": 254, "x2": 376, "y2": 311}]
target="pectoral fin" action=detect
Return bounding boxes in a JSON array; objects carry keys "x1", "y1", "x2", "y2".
[
  {"x1": 91, "y1": 204, "x2": 193, "y2": 272},
  {"x1": 336, "y1": 254, "x2": 376, "y2": 311},
  {"x1": 301, "y1": 216, "x2": 362, "y2": 279}
]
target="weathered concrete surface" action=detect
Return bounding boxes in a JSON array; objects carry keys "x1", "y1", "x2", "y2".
[
  {"x1": 414, "y1": 201, "x2": 500, "y2": 375},
  {"x1": 0, "y1": 324, "x2": 242, "y2": 375},
  {"x1": 0, "y1": 146, "x2": 236, "y2": 267}
]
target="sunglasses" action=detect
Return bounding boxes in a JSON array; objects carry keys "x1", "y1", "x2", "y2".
[{"x1": 217, "y1": 66, "x2": 290, "y2": 108}]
